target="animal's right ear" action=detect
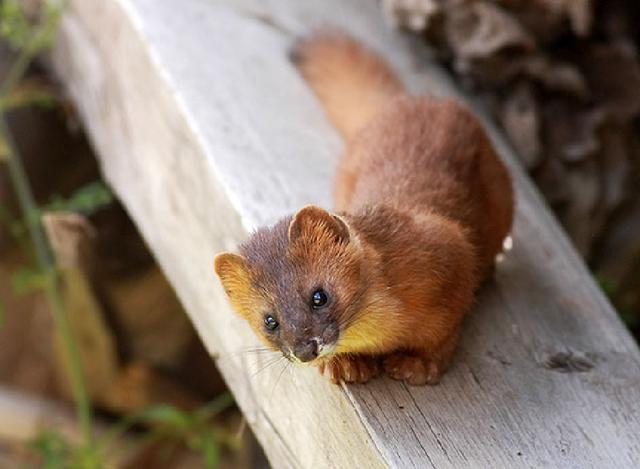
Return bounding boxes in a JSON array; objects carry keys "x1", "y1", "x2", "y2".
[
  {"x1": 214, "y1": 252, "x2": 252, "y2": 302},
  {"x1": 288, "y1": 205, "x2": 350, "y2": 244}
]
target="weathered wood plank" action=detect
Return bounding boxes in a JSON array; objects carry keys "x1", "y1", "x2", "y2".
[
  {"x1": 0, "y1": 385, "x2": 83, "y2": 444},
  {"x1": 51, "y1": 0, "x2": 640, "y2": 467}
]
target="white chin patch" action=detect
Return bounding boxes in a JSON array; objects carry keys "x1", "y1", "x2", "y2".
[{"x1": 317, "y1": 341, "x2": 337, "y2": 359}]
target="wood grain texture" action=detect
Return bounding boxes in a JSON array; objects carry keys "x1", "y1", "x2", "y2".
[{"x1": 51, "y1": 0, "x2": 640, "y2": 467}]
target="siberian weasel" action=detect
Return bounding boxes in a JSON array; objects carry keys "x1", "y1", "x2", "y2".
[{"x1": 215, "y1": 32, "x2": 513, "y2": 385}]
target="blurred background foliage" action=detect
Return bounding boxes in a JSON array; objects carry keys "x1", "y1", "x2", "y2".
[{"x1": 0, "y1": 1, "x2": 263, "y2": 467}]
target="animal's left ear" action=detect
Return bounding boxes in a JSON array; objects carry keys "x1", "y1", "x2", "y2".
[
  {"x1": 214, "y1": 252, "x2": 253, "y2": 301},
  {"x1": 288, "y1": 205, "x2": 350, "y2": 244}
]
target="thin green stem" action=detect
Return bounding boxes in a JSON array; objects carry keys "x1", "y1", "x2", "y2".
[
  {"x1": 0, "y1": 117, "x2": 94, "y2": 448},
  {"x1": 0, "y1": 1, "x2": 95, "y2": 452},
  {"x1": 0, "y1": 43, "x2": 33, "y2": 99}
]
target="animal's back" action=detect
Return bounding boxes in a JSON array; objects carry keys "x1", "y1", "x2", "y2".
[
  {"x1": 294, "y1": 31, "x2": 513, "y2": 273},
  {"x1": 345, "y1": 97, "x2": 513, "y2": 270}
]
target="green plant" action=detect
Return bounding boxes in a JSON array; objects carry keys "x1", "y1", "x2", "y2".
[
  {"x1": 45, "y1": 181, "x2": 114, "y2": 215},
  {"x1": 3, "y1": 180, "x2": 114, "y2": 295},
  {"x1": 1, "y1": 4, "x2": 236, "y2": 468},
  {"x1": 103, "y1": 393, "x2": 237, "y2": 468},
  {"x1": 0, "y1": 79, "x2": 57, "y2": 111},
  {"x1": 30, "y1": 394, "x2": 237, "y2": 468},
  {"x1": 0, "y1": 0, "x2": 33, "y2": 50},
  {"x1": 0, "y1": 0, "x2": 99, "y2": 465},
  {"x1": 31, "y1": 431, "x2": 72, "y2": 469}
]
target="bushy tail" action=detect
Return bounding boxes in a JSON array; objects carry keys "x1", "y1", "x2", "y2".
[{"x1": 291, "y1": 31, "x2": 405, "y2": 140}]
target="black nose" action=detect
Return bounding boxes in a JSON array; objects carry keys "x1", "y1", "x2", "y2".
[{"x1": 294, "y1": 339, "x2": 318, "y2": 362}]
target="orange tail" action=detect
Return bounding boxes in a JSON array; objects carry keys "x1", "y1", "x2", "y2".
[{"x1": 291, "y1": 31, "x2": 405, "y2": 140}]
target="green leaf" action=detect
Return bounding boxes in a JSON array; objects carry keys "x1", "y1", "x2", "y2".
[
  {"x1": 198, "y1": 430, "x2": 220, "y2": 469},
  {"x1": 0, "y1": 80, "x2": 57, "y2": 111},
  {"x1": 100, "y1": 395, "x2": 236, "y2": 464},
  {"x1": 68, "y1": 444, "x2": 104, "y2": 469},
  {"x1": 195, "y1": 392, "x2": 234, "y2": 420},
  {"x1": 29, "y1": 0, "x2": 65, "y2": 53},
  {"x1": 141, "y1": 404, "x2": 195, "y2": 431},
  {"x1": 11, "y1": 265, "x2": 47, "y2": 294},
  {"x1": 45, "y1": 181, "x2": 114, "y2": 216},
  {"x1": 0, "y1": 0, "x2": 32, "y2": 49},
  {"x1": 31, "y1": 430, "x2": 71, "y2": 469},
  {"x1": 594, "y1": 272, "x2": 618, "y2": 297}
]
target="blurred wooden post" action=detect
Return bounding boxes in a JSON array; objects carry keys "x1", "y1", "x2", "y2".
[{"x1": 51, "y1": 0, "x2": 640, "y2": 467}]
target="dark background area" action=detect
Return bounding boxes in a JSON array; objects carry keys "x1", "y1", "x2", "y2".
[{"x1": 385, "y1": 0, "x2": 640, "y2": 337}]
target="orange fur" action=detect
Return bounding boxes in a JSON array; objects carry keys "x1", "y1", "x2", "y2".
[
  {"x1": 290, "y1": 31, "x2": 404, "y2": 140},
  {"x1": 215, "y1": 32, "x2": 514, "y2": 386}
]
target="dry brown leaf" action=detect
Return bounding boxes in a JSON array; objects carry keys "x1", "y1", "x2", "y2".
[
  {"x1": 383, "y1": 0, "x2": 441, "y2": 31},
  {"x1": 445, "y1": 1, "x2": 535, "y2": 60},
  {"x1": 595, "y1": 201, "x2": 640, "y2": 284},
  {"x1": 533, "y1": 156, "x2": 569, "y2": 206},
  {"x1": 597, "y1": 124, "x2": 630, "y2": 212},
  {"x1": 501, "y1": 82, "x2": 542, "y2": 168},
  {"x1": 386, "y1": 0, "x2": 639, "y2": 321},
  {"x1": 517, "y1": 0, "x2": 593, "y2": 37},
  {"x1": 579, "y1": 41, "x2": 640, "y2": 123},
  {"x1": 516, "y1": 55, "x2": 587, "y2": 97},
  {"x1": 566, "y1": 0, "x2": 593, "y2": 36},
  {"x1": 560, "y1": 160, "x2": 601, "y2": 255},
  {"x1": 543, "y1": 101, "x2": 606, "y2": 163}
]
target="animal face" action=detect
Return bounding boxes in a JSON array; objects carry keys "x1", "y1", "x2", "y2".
[{"x1": 214, "y1": 205, "x2": 366, "y2": 365}]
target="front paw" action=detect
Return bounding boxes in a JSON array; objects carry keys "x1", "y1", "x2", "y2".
[
  {"x1": 383, "y1": 353, "x2": 442, "y2": 385},
  {"x1": 319, "y1": 356, "x2": 380, "y2": 384}
]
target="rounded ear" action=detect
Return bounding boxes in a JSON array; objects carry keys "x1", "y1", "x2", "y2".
[
  {"x1": 214, "y1": 252, "x2": 252, "y2": 299},
  {"x1": 288, "y1": 205, "x2": 350, "y2": 244}
]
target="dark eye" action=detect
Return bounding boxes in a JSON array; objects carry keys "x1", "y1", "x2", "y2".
[
  {"x1": 311, "y1": 289, "x2": 328, "y2": 309},
  {"x1": 264, "y1": 314, "x2": 279, "y2": 331}
]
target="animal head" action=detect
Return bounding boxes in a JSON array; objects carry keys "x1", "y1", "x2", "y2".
[{"x1": 214, "y1": 205, "x2": 367, "y2": 365}]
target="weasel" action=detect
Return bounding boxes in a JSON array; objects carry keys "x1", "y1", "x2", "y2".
[{"x1": 214, "y1": 32, "x2": 513, "y2": 385}]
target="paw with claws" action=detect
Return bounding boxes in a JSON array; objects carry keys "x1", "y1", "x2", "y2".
[
  {"x1": 383, "y1": 353, "x2": 444, "y2": 385},
  {"x1": 319, "y1": 355, "x2": 380, "y2": 384}
]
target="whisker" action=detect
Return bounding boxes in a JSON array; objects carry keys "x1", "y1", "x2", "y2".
[
  {"x1": 217, "y1": 346, "x2": 278, "y2": 361},
  {"x1": 242, "y1": 349, "x2": 277, "y2": 356},
  {"x1": 270, "y1": 359, "x2": 291, "y2": 400},
  {"x1": 235, "y1": 345, "x2": 275, "y2": 355},
  {"x1": 251, "y1": 355, "x2": 285, "y2": 378}
]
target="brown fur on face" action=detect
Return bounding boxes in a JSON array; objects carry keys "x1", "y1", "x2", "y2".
[
  {"x1": 215, "y1": 32, "x2": 514, "y2": 385},
  {"x1": 215, "y1": 206, "x2": 372, "y2": 363}
]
